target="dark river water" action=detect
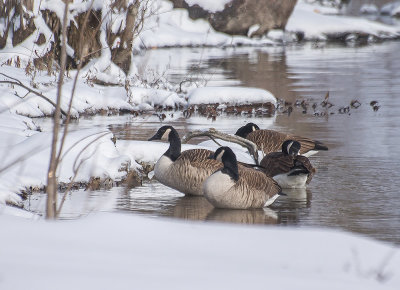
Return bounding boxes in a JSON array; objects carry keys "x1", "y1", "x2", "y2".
[{"x1": 27, "y1": 41, "x2": 400, "y2": 245}]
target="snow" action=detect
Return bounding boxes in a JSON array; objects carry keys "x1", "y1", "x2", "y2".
[
  {"x1": 185, "y1": 0, "x2": 231, "y2": 13},
  {"x1": 247, "y1": 24, "x2": 260, "y2": 37},
  {"x1": 134, "y1": 0, "x2": 275, "y2": 49},
  {"x1": 286, "y1": 1, "x2": 400, "y2": 40},
  {"x1": 0, "y1": 212, "x2": 400, "y2": 289},
  {"x1": 130, "y1": 87, "x2": 185, "y2": 108},
  {"x1": 380, "y1": 2, "x2": 400, "y2": 17},
  {"x1": 393, "y1": 5, "x2": 400, "y2": 17},
  {"x1": 188, "y1": 86, "x2": 277, "y2": 105},
  {"x1": 0, "y1": 110, "x2": 135, "y2": 205},
  {"x1": 1, "y1": 3, "x2": 400, "y2": 286},
  {"x1": 360, "y1": 4, "x2": 379, "y2": 15}
]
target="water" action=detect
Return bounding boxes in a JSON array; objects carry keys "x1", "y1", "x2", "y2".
[{"x1": 27, "y1": 41, "x2": 400, "y2": 245}]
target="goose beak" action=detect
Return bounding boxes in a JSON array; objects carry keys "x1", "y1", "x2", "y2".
[
  {"x1": 148, "y1": 134, "x2": 157, "y2": 141},
  {"x1": 207, "y1": 153, "x2": 215, "y2": 160}
]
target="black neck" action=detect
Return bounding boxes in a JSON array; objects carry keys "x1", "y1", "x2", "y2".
[
  {"x1": 222, "y1": 151, "x2": 239, "y2": 181},
  {"x1": 164, "y1": 128, "x2": 181, "y2": 161}
]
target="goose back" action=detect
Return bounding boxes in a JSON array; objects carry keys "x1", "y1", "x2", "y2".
[
  {"x1": 260, "y1": 152, "x2": 315, "y2": 187},
  {"x1": 246, "y1": 130, "x2": 327, "y2": 155},
  {"x1": 155, "y1": 149, "x2": 222, "y2": 196},
  {"x1": 203, "y1": 147, "x2": 281, "y2": 209}
]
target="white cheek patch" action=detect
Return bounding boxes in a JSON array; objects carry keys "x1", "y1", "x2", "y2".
[
  {"x1": 286, "y1": 141, "x2": 294, "y2": 154},
  {"x1": 215, "y1": 150, "x2": 225, "y2": 162},
  {"x1": 161, "y1": 128, "x2": 171, "y2": 140},
  {"x1": 252, "y1": 126, "x2": 256, "y2": 131}
]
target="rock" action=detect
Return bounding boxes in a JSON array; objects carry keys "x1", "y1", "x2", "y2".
[{"x1": 168, "y1": 0, "x2": 298, "y2": 37}]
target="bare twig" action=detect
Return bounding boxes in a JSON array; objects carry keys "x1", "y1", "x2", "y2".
[
  {"x1": 56, "y1": 130, "x2": 112, "y2": 218},
  {"x1": 0, "y1": 73, "x2": 68, "y2": 117},
  {"x1": 181, "y1": 128, "x2": 259, "y2": 165},
  {"x1": 0, "y1": 146, "x2": 42, "y2": 175},
  {"x1": 55, "y1": 0, "x2": 95, "y2": 168}
]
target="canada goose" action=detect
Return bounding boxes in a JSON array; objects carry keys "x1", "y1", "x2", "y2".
[
  {"x1": 235, "y1": 123, "x2": 328, "y2": 156},
  {"x1": 203, "y1": 146, "x2": 282, "y2": 209},
  {"x1": 260, "y1": 140, "x2": 315, "y2": 188},
  {"x1": 148, "y1": 126, "x2": 222, "y2": 196}
]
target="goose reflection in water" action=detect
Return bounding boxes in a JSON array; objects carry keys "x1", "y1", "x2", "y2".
[
  {"x1": 271, "y1": 188, "x2": 312, "y2": 224},
  {"x1": 206, "y1": 207, "x2": 278, "y2": 225},
  {"x1": 169, "y1": 195, "x2": 278, "y2": 225},
  {"x1": 171, "y1": 196, "x2": 214, "y2": 221}
]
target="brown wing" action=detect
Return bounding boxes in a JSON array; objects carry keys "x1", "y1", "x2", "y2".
[
  {"x1": 260, "y1": 152, "x2": 295, "y2": 177},
  {"x1": 289, "y1": 135, "x2": 319, "y2": 154},
  {"x1": 235, "y1": 166, "x2": 281, "y2": 207},
  {"x1": 248, "y1": 129, "x2": 327, "y2": 155},
  {"x1": 166, "y1": 149, "x2": 222, "y2": 195},
  {"x1": 179, "y1": 149, "x2": 222, "y2": 171},
  {"x1": 246, "y1": 130, "x2": 288, "y2": 154},
  {"x1": 295, "y1": 155, "x2": 316, "y2": 184}
]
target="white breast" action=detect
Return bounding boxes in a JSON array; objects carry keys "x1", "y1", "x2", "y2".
[
  {"x1": 203, "y1": 171, "x2": 235, "y2": 203},
  {"x1": 154, "y1": 155, "x2": 173, "y2": 183},
  {"x1": 273, "y1": 173, "x2": 307, "y2": 189}
]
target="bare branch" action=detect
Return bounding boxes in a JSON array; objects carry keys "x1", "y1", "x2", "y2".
[
  {"x1": 55, "y1": 0, "x2": 95, "y2": 168},
  {"x1": 56, "y1": 130, "x2": 110, "y2": 217},
  {"x1": 181, "y1": 128, "x2": 259, "y2": 165},
  {"x1": 0, "y1": 73, "x2": 68, "y2": 117},
  {"x1": 46, "y1": 0, "x2": 70, "y2": 219}
]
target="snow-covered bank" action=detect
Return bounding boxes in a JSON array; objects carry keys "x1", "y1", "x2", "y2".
[
  {"x1": 0, "y1": 116, "x2": 134, "y2": 205},
  {"x1": 0, "y1": 65, "x2": 276, "y2": 118},
  {"x1": 134, "y1": 0, "x2": 400, "y2": 48},
  {"x1": 0, "y1": 212, "x2": 399, "y2": 290},
  {"x1": 286, "y1": 1, "x2": 400, "y2": 41}
]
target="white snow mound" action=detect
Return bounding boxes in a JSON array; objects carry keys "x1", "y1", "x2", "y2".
[{"x1": 188, "y1": 87, "x2": 277, "y2": 105}]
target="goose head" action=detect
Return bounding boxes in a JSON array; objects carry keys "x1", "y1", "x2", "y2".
[
  {"x1": 282, "y1": 140, "x2": 301, "y2": 156},
  {"x1": 235, "y1": 122, "x2": 260, "y2": 138},
  {"x1": 209, "y1": 146, "x2": 239, "y2": 181},
  {"x1": 149, "y1": 126, "x2": 181, "y2": 161},
  {"x1": 148, "y1": 125, "x2": 175, "y2": 142}
]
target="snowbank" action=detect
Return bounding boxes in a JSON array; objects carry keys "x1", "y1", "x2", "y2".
[
  {"x1": 188, "y1": 86, "x2": 277, "y2": 105},
  {"x1": 286, "y1": 1, "x2": 400, "y2": 40},
  {"x1": 360, "y1": 4, "x2": 379, "y2": 15},
  {"x1": 0, "y1": 65, "x2": 278, "y2": 118},
  {"x1": 134, "y1": 0, "x2": 400, "y2": 48},
  {"x1": 134, "y1": 0, "x2": 275, "y2": 49},
  {"x1": 185, "y1": 0, "x2": 231, "y2": 13},
  {"x1": 130, "y1": 87, "x2": 186, "y2": 109},
  {"x1": 380, "y1": 2, "x2": 400, "y2": 16},
  {"x1": 0, "y1": 110, "x2": 136, "y2": 205},
  {"x1": 0, "y1": 212, "x2": 399, "y2": 290}
]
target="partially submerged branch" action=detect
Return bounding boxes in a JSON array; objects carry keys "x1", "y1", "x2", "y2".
[{"x1": 181, "y1": 128, "x2": 259, "y2": 165}]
